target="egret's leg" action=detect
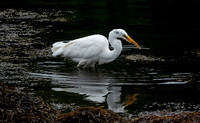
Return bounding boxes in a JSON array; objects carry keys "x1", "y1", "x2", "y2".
[{"x1": 77, "y1": 59, "x2": 86, "y2": 68}]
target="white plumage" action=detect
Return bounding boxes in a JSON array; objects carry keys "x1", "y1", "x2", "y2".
[{"x1": 51, "y1": 29, "x2": 140, "y2": 68}]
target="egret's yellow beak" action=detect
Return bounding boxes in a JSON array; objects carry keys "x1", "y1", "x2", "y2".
[{"x1": 123, "y1": 35, "x2": 141, "y2": 49}]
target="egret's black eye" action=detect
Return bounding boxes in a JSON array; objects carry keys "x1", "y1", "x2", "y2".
[{"x1": 115, "y1": 31, "x2": 119, "y2": 34}]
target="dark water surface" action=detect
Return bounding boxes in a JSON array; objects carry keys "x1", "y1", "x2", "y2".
[{"x1": 0, "y1": 1, "x2": 200, "y2": 117}]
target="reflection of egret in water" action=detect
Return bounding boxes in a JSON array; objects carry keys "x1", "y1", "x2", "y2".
[
  {"x1": 30, "y1": 69, "x2": 126, "y2": 113},
  {"x1": 107, "y1": 86, "x2": 125, "y2": 112},
  {"x1": 29, "y1": 55, "x2": 197, "y2": 115},
  {"x1": 52, "y1": 85, "x2": 125, "y2": 112}
]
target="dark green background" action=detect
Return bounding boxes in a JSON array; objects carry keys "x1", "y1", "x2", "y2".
[{"x1": 1, "y1": 0, "x2": 200, "y2": 57}]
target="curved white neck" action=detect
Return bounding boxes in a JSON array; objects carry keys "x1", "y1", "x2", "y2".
[{"x1": 99, "y1": 33, "x2": 122, "y2": 64}]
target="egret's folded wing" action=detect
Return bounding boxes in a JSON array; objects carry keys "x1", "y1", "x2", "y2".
[{"x1": 62, "y1": 35, "x2": 107, "y2": 60}]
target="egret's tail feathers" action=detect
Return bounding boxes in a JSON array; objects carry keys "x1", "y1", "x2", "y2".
[
  {"x1": 52, "y1": 47, "x2": 63, "y2": 56},
  {"x1": 52, "y1": 42, "x2": 63, "y2": 47},
  {"x1": 51, "y1": 42, "x2": 66, "y2": 56},
  {"x1": 51, "y1": 41, "x2": 74, "y2": 57}
]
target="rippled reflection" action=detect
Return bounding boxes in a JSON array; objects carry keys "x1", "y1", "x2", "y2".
[
  {"x1": 30, "y1": 68, "x2": 126, "y2": 112},
  {"x1": 28, "y1": 57, "x2": 199, "y2": 114}
]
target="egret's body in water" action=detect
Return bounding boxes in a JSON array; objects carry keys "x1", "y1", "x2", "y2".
[{"x1": 51, "y1": 29, "x2": 140, "y2": 68}]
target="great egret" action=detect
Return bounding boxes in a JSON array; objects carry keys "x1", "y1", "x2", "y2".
[{"x1": 51, "y1": 29, "x2": 141, "y2": 68}]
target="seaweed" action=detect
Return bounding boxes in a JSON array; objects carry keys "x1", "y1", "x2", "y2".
[
  {"x1": 55, "y1": 106, "x2": 129, "y2": 123},
  {"x1": 0, "y1": 83, "x2": 200, "y2": 122},
  {"x1": 133, "y1": 112, "x2": 200, "y2": 123},
  {"x1": 0, "y1": 82, "x2": 58, "y2": 122}
]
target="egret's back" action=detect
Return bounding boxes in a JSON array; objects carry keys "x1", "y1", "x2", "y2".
[{"x1": 51, "y1": 34, "x2": 108, "y2": 67}]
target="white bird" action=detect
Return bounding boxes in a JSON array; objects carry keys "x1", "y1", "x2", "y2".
[{"x1": 51, "y1": 29, "x2": 141, "y2": 68}]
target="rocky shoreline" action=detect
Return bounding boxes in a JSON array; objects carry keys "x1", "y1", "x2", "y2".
[{"x1": 1, "y1": 83, "x2": 199, "y2": 123}]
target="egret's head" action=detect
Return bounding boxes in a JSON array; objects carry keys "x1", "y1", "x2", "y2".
[{"x1": 111, "y1": 29, "x2": 141, "y2": 49}]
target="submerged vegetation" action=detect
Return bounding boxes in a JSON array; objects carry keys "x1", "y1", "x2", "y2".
[
  {"x1": 1, "y1": 84, "x2": 200, "y2": 122},
  {"x1": 125, "y1": 54, "x2": 165, "y2": 63},
  {"x1": 0, "y1": 8, "x2": 74, "y2": 85}
]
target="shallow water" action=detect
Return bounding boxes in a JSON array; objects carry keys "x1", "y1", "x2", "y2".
[
  {"x1": 0, "y1": 2, "x2": 200, "y2": 118},
  {"x1": 27, "y1": 58, "x2": 200, "y2": 116}
]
